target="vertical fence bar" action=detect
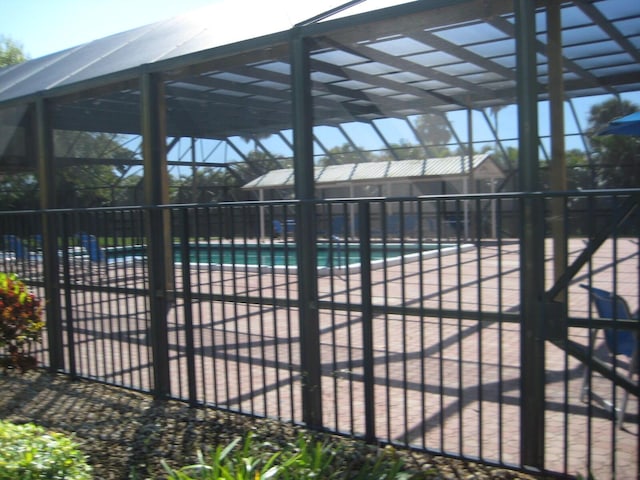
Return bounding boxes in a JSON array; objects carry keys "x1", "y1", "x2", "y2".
[
  {"x1": 417, "y1": 200, "x2": 427, "y2": 450},
  {"x1": 358, "y1": 201, "x2": 375, "y2": 443},
  {"x1": 380, "y1": 201, "x2": 392, "y2": 441},
  {"x1": 455, "y1": 198, "x2": 464, "y2": 455},
  {"x1": 474, "y1": 197, "x2": 484, "y2": 460},
  {"x1": 180, "y1": 208, "x2": 197, "y2": 406},
  {"x1": 60, "y1": 215, "x2": 76, "y2": 379},
  {"x1": 436, "y1": 198, "x2": 445, "y2": 451},
  {"x1": 496, "y1": 197, "x2": 505, "y2": 463},
  {"x1": 254, "y1": 205, "x2": 269, "y2": 417},
  {"x1": 327, "y1": 204, "x2": 342, "y2": 432}
]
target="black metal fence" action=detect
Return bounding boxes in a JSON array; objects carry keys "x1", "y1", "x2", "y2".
[{"x1": 1, "y1": 190, "x2": 638, "y2": 478}]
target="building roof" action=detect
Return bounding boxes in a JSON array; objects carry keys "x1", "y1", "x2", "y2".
[{"x1": 242, "y1": 153, "x2": 503, "y2": 190}]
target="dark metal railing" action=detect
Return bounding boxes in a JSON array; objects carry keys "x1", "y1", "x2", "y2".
[{"x1": 0, "y1": 189, "x2": 638, "y2": 478}]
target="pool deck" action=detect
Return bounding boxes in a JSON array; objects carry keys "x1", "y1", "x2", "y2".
[{"x1": 39, "y1": 237, "x2": 639, "y2": 478}]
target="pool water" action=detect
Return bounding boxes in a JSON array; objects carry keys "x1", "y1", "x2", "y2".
[
  {"x1": 106, "y1": 241, "x2": 467, "y2": 274},
  {"x1": 185, "y1": 242, "x2": 442, "y2": 267}
]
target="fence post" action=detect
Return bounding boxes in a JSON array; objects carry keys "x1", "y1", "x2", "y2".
[
  {"x1": 141, "y1": 72, "x2": 172, "y2": 399},
  {"x1": 291, "y1": 26, "x2": 322, "y2": 428},
  {"x1": 180, "y1": 208, "x2": 197, "y2": 405},
  {"x1": 35, "y1": 98, "x2": 65, "y2": 372},
  {"x1": 358, "y1": 201, "x2": 376, "y2": 442}
]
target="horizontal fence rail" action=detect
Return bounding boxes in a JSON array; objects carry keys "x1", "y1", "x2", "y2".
[{"x1": 0, "y1": 190, "x2": 638, "y2": 478}]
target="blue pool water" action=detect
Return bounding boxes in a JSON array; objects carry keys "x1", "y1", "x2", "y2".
[{"x1": 105, "y1": 241, "x2": 467, "y2": 274}]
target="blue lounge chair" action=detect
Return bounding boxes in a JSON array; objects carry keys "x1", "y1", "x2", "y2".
[{"x1": 580, "y1": 284, "x2": 638, "y2": 428}]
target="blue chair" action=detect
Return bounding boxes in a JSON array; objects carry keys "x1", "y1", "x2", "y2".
[
  {"x1": 284, "y1": 219, "x2": 296, "y2": 236},
  {"x1": 331, "y1": 216, "x2": 345, "y2": 237},
  {"x1": 76, "y1": 233, "x2": 106, "y2": 263},
  {"x1": 3, "y1": 234, "x2": 26, "y2": 259},
  {"x1": 580, "y1": 284, "x2": 638, "y2": 428}
]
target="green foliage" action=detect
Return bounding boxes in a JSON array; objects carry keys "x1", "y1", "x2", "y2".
[
  {"x1": 54, "y1": 131, "x2": 135, "y2": 207},
  {"x1": 0, "y1": 129, "x2": 140, "y2": 209},
  {"x1": 414, "y1": 114, "x2": 452, "y2": 150},
  {"x1": 162, "y1": 432, "x2": 422, "y2": 479},
  {"x1": 171, "y1": 167, "x2": 234, "y2": 204},
  {"x1": 317, "y1": 143, "x2": 375, "y2": 166},
  {"x1": 575, "y1": 472, "x2": 596, "y2": 480},
  {"x1": 0, "y1": 174, "x2": 39, "y2": 210},
  {"x1": 587, "y1": 98, "x2": 640, "y2": 188},
  {"x1": 0, "y1": 273, "x2": 44, "y2": 353},
  {"x1": 0, "y1": 420, "x2": 92, "y2": 479},
  {"x1": 0, "y1": 36, "x2": 27, "y2": 68}
]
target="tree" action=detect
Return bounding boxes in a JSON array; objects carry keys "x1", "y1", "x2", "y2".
[
  {"x1": 414, "y1": 113, "x2": 452, "y2": 155},
  {"x1": 316, "y1": 143, "x2": 372, "y2": 166},
  {"x1": 171, "y1": 168, "x2": 231, "y2": 204},
  {"x1": 586, "y1": 98, "x2": 637, "y2": 136},
  {"x1": 0, "y1": 36, "x2": 27, "y2": 67},
  {"x1": 0, "y1": 37, "x2": 30, "y2": 208},
  {"x1": 587, "y1": 98, "x2": 639, "y2": 188},
  {"x1": 564, "y1": 148, "x2": 591, "y2": 190},
  {"x1": 0, "y1": 129, "x2": 139, "y2": 209},
  {"x1": 53, "y1": 131, "x2": 138, "y2": 207},
  {"x1": 369, "y1": 140, "x2": 429, "y2": 162},
  {"x1": 0, "y1": 174, "x2": 38, "y2": 210},
  {"x1": 1, "y1": 38, "x2": 143, "y2": 208}
]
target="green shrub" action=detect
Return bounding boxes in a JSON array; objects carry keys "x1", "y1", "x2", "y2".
[
  {"x1": 0, "y1": 273, "x2": 44, "y2": 350},
  {"x1": 0, "y1": 420, "x2": 92, "y2": 479},
  {"x1": 0, "y1": 272, "x2": 44, "y2": 372}
]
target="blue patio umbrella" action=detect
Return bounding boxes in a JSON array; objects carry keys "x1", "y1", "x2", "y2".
[{"x1": 597, "y1": 111, "x2": 640, "y2": 136}]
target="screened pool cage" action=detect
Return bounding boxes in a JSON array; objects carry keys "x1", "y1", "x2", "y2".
[
  {"x1": 1, "y1": 0, "x2": 640, "y2": 477},
  {"x1": 0, "y1": 0, "x2": 637, "y2": 212}
]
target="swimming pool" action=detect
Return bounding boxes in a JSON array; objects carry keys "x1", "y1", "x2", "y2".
[{"x1": 106, "y1": 241, "x2": 472, "y2": 275}]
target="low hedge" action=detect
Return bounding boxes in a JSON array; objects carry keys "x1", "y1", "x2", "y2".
[{"x1": 0, "y1": 420, "x2": 92, "y2": 479}]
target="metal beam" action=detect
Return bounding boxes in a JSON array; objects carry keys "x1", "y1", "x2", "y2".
[
  {"x1": 488, "y1": 14, "x2": 617, "y2": 97},
  {"x1": 515, "y1": 0, "x2": 545, "y2": 471},
  {"x1": 290, "y1": 27, "x2": 322, "y2": 428},
  {"x1": 576, "y1": 0, "x2": 640, "y2": 64},
  {"x1": 547, "y1": 1, "x2": 568, "y2": 306},
  {"x1": 141, "y1": 71, "x2": 172, "y2": 399},
  {"x1": 35, "y1": 98, "x2": 64, "y2": 373}
]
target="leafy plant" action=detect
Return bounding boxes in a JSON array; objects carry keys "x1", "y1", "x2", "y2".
[
  {"x1": 0, "y1": 272, "x2": 44, "y2": 356},
  {"x1": 576, "y1": 473, "x2": 596, "y2": 480},
  {"x1": 0, "y1": 420, "x2": 92, "y2": 479},
  {"x1": 162, "y1": 432, "x2": 419, "y2": 479}
]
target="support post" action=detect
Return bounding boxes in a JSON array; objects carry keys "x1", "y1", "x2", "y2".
[
  {"x1": 548, "y1": 1, "x2": 567, "y2": 304},
  {"x1": 141, "y1": 71, "x2": 172, "y2": 399},
  {"x1": 291, "y1": 26, "x2": 322, "y2": 428},
  {"x1": 515, "y1": 0, "x2": 545, "y2": 471},
  {"x1": 35, "y1": 99, "x2": 64, "y2": 372}
]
